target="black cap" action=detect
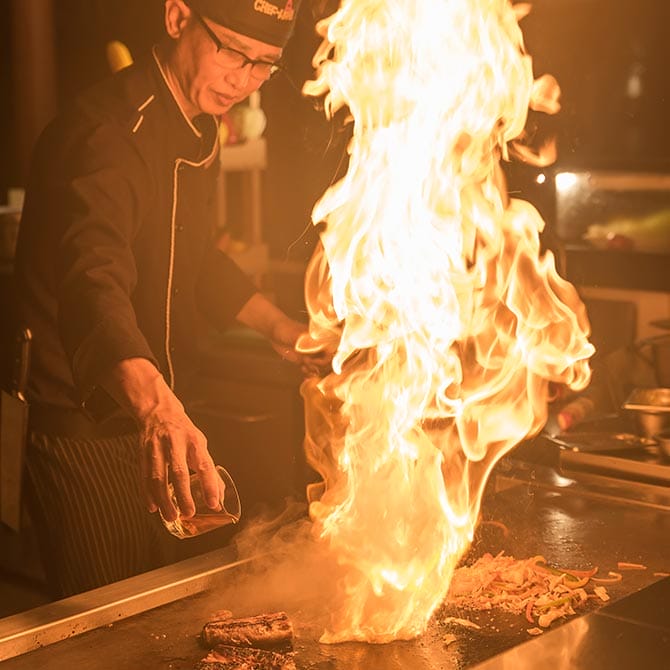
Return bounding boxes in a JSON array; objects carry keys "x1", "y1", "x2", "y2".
[{"x1": 187, "y1": 0, "x2": 302, "y2": 48}]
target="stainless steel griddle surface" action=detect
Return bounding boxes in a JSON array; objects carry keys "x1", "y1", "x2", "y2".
[{"x1": 1, "y1": 472, "x2": 669, "y2": 670}]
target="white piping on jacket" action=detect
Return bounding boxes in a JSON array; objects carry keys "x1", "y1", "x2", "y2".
[
  {"x1": 138, "y1": 94, "x2": 155, "y2": 111},
  {"x1": 164, "y1": 140, "x2": 219, "y2": 389},
  {"x1": 148, "y1": 47, "x2": 219, "y2": 388},
  {"x1": 132, "y1": 96, "x2": 155, "y2": 134}
]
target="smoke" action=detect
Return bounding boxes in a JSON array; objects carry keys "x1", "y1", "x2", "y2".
[{"x1": 212, "y1": 500, "x2": 342, "y2": 633}]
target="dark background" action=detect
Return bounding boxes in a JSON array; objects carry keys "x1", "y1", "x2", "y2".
[
  {"x1": 1, "y1": 1, "x2": 166, "y2": 198},
  {"x1": 523, "y1": 0, "x2": 670, "y2": 173}
]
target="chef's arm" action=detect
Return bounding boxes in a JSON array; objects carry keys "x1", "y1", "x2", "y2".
[
  {"x1": 236, "y1": 292, "x2": 309, "y2": 365},
  {"x1": 52, "y1": 128, "x2": 218, "y2": 522},
  {"x1": 196, "y1": 249, "x2": 331, "y2": 373},
  {"x1": 195, "y1": 247, "x2": 297, "y2": 349},
  {"x1": 98, "y1": 356, "x2": 220, "y2": 521}
]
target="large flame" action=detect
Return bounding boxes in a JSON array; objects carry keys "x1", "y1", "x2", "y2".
[{"x1": 297, "y1": 0, "x2": 594, "y2": 644}]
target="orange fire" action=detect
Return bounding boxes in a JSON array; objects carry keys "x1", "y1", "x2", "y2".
[{"x1": 296, "y1": 0, "x2": 594, "y2": 644}]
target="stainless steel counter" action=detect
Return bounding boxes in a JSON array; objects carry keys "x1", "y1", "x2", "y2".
[{"x1": 1, "y1": 462, "x2": 669, "y2": 669}]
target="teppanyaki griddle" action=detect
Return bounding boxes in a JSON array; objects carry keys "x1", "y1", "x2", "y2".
[{"x1": 1, "y1": 465, "x2": 669, "y2": 670}]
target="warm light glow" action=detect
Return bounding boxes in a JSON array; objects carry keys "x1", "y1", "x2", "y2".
[
  {"x1": 297, "y1": 0, "x2": 594, "y2": 644},
  {"x1": 555, "y1": 171, "x2": 579, "y2": 192},
  {"x1": 536, "y1": 173, "x2": 547, "y2": 185}
]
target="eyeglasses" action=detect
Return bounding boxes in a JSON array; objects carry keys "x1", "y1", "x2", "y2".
[{"x1": 190, "y1": 9, "x2": 281, "y2": 81}]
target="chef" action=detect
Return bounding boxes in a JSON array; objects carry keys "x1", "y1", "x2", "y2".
[{"x1": 13, "y1": 0, "x2": 320, "y2": 598}]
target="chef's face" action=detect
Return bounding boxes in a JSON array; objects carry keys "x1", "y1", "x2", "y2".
[{"x1": 165, "y1": 1, "x2": 282, "y2": 117}]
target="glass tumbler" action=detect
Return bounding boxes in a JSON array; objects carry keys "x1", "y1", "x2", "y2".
[{"x1": 160, "y1": 465, "x2": 241, "y2": 539}]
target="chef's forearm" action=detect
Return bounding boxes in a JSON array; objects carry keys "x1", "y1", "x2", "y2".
[
  {"x1": 195, "y1": 248, "x2": 258, "y2": 332},
  {"x1": 99, "y1": 357, "x2": 182, "y2": 423},
  {"x1": 236, "y1": 292, "x2": 291, "y2": 341},
  {"x1": 99, "y1": 356, "x2": 217, "y2": 519}
]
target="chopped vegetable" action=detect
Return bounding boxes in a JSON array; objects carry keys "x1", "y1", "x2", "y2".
[
  {"x1": 524, "y1": 598, "x2": 535, "y2": 624},
  {"x1": 538, "y1": 607, "x2": 569, "y2": 628},
  {"x1": 591, "y1": 571, "x2": 623, "y2": 584},
  {"x1": 617, "y1": 562, "x2": 647, "y2": 571},
  {"x1": 593, "y1": 586, "x2": 610, "y2": 602},
  {"x1": 443, "y1": 552, "x2": 620, "y2": 631},
  {"x1": 442, "y1": 616, "x2": 481, "y2": 630}
]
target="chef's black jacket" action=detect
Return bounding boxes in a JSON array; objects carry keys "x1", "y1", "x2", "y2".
[{"x1": 14, "y1": 50, "x2": 257, "y2": 417}]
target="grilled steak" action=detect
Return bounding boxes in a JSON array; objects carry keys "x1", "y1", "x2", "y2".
[
  {"x1": 195, "y1": 644, "x2": 296, "y2": 670},
  {"x1": 201, "y1": 611, "x2": 294, "y2": 651}
]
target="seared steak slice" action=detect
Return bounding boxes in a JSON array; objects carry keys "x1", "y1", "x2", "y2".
[
  {"x1": 201, "y1": 611, "x2": 294, "y2": 651},
  {"x1": 195, "y1": 644, "x2": 296, "y2": 670}
]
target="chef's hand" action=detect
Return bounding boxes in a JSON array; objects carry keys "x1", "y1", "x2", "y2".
[
  {"x1": 269, "y1": 316, "x2": 333, "y2": 377},
  {"x1": 236, "y1": 293, "x2": 334, "y2": 377},
  {"x1": 100, "y1": 357, "x2": 221, "y2": 521},
  {"x1": 138, "y1": 392, "x2": 221, "y2": 522}
]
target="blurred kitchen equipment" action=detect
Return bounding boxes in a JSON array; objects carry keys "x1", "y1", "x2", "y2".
[
  {"x1": 548, "y1": 430, "x2": 655, "y2": 453},
  {"x1": 555, "y1": 171, "x2": 670, "y2": 252},
  {"x1": 634, "y1": 334, "x2": 670, "y2": 387},
  {"x1": 650, "y1": 336, "x2": 670, "y2": 387},
  {"x1": 656, "y1": 430, "x2": 670, "y2": 460},
  {"x1": 649, "y1": 318, "x2": 670, "y2": 331},
  {"x1": 622, "y1": 387, "x2": 670, "y2": 438},
  {"x1": 551, "y1": 171, "x2": 670, "y2": 295},
  {"x1": 0, "y1": 328, "x2": 31, "y2": 531},
  {"x1": 105, "y1": 40, "x2": 133, "y2": 73},
  {"x1": 7, "y1": 187, "x2": 25, "y2": 210},
  {"x1": 544, "y1": 395, "x2": 596, "y2": 436},
  {"x1": 0, "y1": 206, "x2": 21, "y2": 261}
]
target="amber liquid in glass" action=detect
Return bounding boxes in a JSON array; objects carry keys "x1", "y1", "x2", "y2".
[{"x1": 172, "y1": 512, "x2": 239, "y2": 538}]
